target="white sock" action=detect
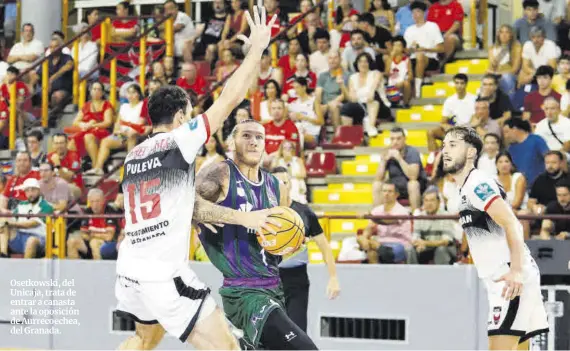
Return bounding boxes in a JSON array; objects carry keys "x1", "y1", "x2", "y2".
[{"x1": 414, "y1": 78, "x2": 423, "y2": 98}]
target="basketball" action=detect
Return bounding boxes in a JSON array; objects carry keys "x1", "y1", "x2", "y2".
[{"x1": 257, "y1": 206, "x2": 305, "y2": 256}]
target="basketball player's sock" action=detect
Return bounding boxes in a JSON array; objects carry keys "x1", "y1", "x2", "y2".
[{"x1": 414, "y1": 78, "x2": 423, "y2": 98}]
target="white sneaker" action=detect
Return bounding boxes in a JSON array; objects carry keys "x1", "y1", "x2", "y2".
[{"x1": 363, "y1": 117, "x2": 378, "y2": 137}]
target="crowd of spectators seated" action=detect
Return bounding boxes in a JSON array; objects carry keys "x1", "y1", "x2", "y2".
[{"x1": 0, "y1": 0, "x2": 569, "y2": 263}]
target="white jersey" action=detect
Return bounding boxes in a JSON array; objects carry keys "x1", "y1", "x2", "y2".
[
  {"x1": 458, "y1": 168, "x2": 534, "y2": 278},
  {"x1": 387, "y1": 56, "x2": 409, "y2": 86},
  {"x1": 116, "y1": 114, "x2": 210, "y2": 281}
]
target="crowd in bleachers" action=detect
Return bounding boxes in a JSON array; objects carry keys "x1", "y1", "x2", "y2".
[{"x1": 0, "y1": 0, "x2": 569, "y2": 264}]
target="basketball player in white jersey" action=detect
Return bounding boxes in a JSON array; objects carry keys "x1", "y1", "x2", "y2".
[
  {"x1": 441, "y1": 126, "x2": 548, "y2": 350},
  {"x1": 115, "y1": 7, "x2": 279, "y2": 350}
]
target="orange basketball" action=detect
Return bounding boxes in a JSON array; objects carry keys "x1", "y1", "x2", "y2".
[{"x1": 257, "y1": 206, "x2": 305, "y2": 256}]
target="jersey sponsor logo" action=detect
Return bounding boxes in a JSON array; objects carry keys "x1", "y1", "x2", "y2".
[
  {"x1": 125, "y1": 157, "x2": 163, "y2": 175},
  {"x1": 188, "y1": 118, "x2": 199, "y2": 131},
  {"x1": 492, "y1": 306, "x2": 501, "y2": 325},
  {"x1": 459, "y1": 214, "x2": 472, "y2": 226},
  {"x1": 474, "y1": 183, "x2": 495, "y2": 202}
]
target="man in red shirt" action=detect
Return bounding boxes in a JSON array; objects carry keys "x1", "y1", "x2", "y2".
[
  {"x1": 523, "y1": 65, "x2": 561, "y2": 124},
  {"x1": 265, "y1": 0, "x2": 287, "y2": 38},
  {"x1": 47, "y1": 133, "x2": 84, "y2": 200},
  {"x1": 176, "y1": 63, "x2": 209, "y2": 113},
  {"x1": 67, "y1": 188, "x2": 119, "y2": 260},
  {"x1": 264, "y1": 99, "x2": 300, "y2": 162},
  {"x1": 1, "y1": 151, "x2": 40, "y2": 213},
  {"x1": 426, "y1": 0, "x2": 464, "y2": 64},
  {"x1": 1, "y1": 66, "x2": 32, "y2": 141}
]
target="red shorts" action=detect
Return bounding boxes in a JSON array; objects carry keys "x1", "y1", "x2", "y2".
[{"x1": 70, "y1": 128, "x2": 111, "y2": 157}]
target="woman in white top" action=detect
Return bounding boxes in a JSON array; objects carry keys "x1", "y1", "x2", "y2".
[
  {"x1": 88, "y1": 84, "x2": 150, "y2": 175},
  {"x1": 288, "y1": 76, "x2": 323, "y2": 146},
  {"x1": 477, "y1": 133, "x2": 501, "y2": 178},
  {"x1": 487, "y1": 25, "x2": 522, "y2": 96},
  {"x1": 561, "y1": 79, "x2": 570, "y2": 117},
  {"x1": 196, "y1": 135, "x2": 226, "y2": 174},
  {"x1": 73, "y1": 23, "x2": 99, "y2": 79},
  {"x1": 496, "y1": 151, "x2": 528, "y2": 210},
  {"x1": 270, "y1": 140, "x2": 307, "y2": 204},
  {"x1": 340, "y1": 52, "x2": 381, "y2": 136},
  {"x1": 259, "y1": 79, "x2": 281, "y2": 123}
]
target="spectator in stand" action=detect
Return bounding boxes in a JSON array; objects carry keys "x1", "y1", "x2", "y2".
[
  {"x1": 496, "y1": 151, "x2": 529, "y2": 210},
  {"x1": 316, "y1": 50, "x2": 349, "y2": 127},
  {"x1": 282, "y1": 53, "x2": 317, "y2": 101},
  {"x1": 271, "y1": 140, "x2": 307, "y2": 204},
  {"x1": 0, "y1": 178, "x2": 53, "y2": 258},
  {"x1": 45, "y1": 31, "x2": 72, "y2": 57},
  {"x1": 186, "y1": 0, "x2": 228, "y2": 64},
  {"x1": 163, "y1": 56, "x2": 177, "y2": 83},
  {"x1": 503, "y1": 117, "x2": 549, "y2": 187},
  {"x1": 0, "y1": 99, "x2": 8, "y2": 149},
  {"x1": 220, "y1": 105, "x2": 252, "y2": 142},
  {"x1": 535, "y1": 97, "x2": 570, "y2": 151},
  {"x1": 150, "y1": 61, "x2": 175, "y2": 86},
  {"x1": 370, "y1": 0, "x2": 395, "y2": 33},
  {"x1": 407, "y1": 188, "x2": 457, "y2": 265},
  {"x1": 334, "y1": 0, "x2": 359, "y2": 49},
  {"x1": 528, "y1": 150, "x2": 570, "y2": 217},
  {"x1": 540, "y1": 180, "x2": 570, "y2": 240},
  {"x1": 552, "y1": 55, "x2": 570, "y2": 94},
  {"x1": 164, "y1": 0, "x2": 196, "y2": 60},
  {"x1": 395, "y1": 0, "x2": 428, "y2": 36},
  {"x1": 538, "y1": 0, "x2": 567, "y2": 24},
  {"x1": 260, "y1": 79, "x2": 281, "y2": 123},
  {"x1": 0, "y1": 175, "x2": 6, "y2": 195},
  {"x1": 341, "y1": 29, "x2": 376, "y2": 74},
  {"x1": 67, "y1": 82, "x2": 114, "y2": 163},
  {"x1": 196, "y1": 135, "x2": 226, "y2": 173},
  {"x1": 469, "y1": 98, "x2": 502, "y2": 138},
  {"x1": 88, "y1": 84, "x2": 150, "y2": 176},
  {"x1": 255, "y1": 50, "x2": 283, "y2": 93},
  {"x1": 26, "y1": 130, "x2": 47, "y2": 171},
  {"x1": 111, "y1": 1, "x2": 139, "y2": 43},
  {"x1": 30, "y1": 36, "x2": 74, "y2": 121},
  {"x1": 38, "y1": 162, "x2": 72, "y2": 213},
  {"x1": 514, "y1": 0, "x2": 557, "y2": 43},
  {"x1": 427, "y1": 73, "x2": 476, "y2": 151},
  {"x1": 85, "y1": 9, "x2": 102, "y2": 44},
  {"x1": 6, "y1": 23, "x2": 44, "y2": 72},
  {"x1": 0, "y1": 54, "x2": 9, "y2": 83},
  {"x1": 404, "y1": 1, "x2": 444, "y2": 98},
  {"x1": 67, "y1": 188, "x2": 120, "y2": 260},
  {"x1": 288, "y1": 76, "x2": 323, "y2": 146},
  {"x1": 358, "y1": 13, "x2": 392, "y2": 72},
  {"x1": 519, "y1": 26, "x2": 560, "y2": 86},
  {"x1": 1, "y1": 66, "x2": 31, "y2": 141},
  {"x1": 0, "y1": 152, "x2": 40, "y2": 213},
  {"x1": 426, "y1": 0, "x2": 464, "y2": 66},
  {"x1": 373, "y1": 127, "x2": 427, "y2": 211},
  {"x1": 478, "y1": 74, "x2": 513, "y2": 124},
  {"x1": 563, "y1": 80, "x2": 570, "y2": 117},
  {"x1": 384, "y1": 36, "x2": 413, "y2": 107},
  {"x1": 487, "y1": 24, "x2": 522, "y2": 99},
  {"x1": 216, "y1": 49, "x2": 239, "y2": 82},
  {"x1": 72, "y1": 23, "x2": 99, "y2": 79},
  {"x1": 309, "y1": 30, "x2": 332, "y2": 75},
  {"x1": 264, "y1": 0, "x2": 288, "y2": 39},
  {"x1": 219, "y1": 0, "x2": 248, "y2": 58},
  {"x1": 264, "y1": 100, "x2": 300, "y2": 157},
  {"x1": 341, "y1": 52, "x2": 383, "y2": 136},
  {"x1": 176, "y1": 63, "x2": 209, "y2": 113},
  {"x1": 48, "y1": 133, "x2": 84, "y2": 200},
  {"x1": 297, "y1": 13, "x2": 327, "y2": 55},
  {"x1": 279, "y1": 37, "x2": 303, "y2": 81},
  {"x1": 357, "y1": 181, "x2": 412, "y2": 264},
  {"x1": 523, "y1": 65, "x2": 561, "y2": 123},
  {"x1": 477, "y1": 133, "x2": 501, "y2": 178}
]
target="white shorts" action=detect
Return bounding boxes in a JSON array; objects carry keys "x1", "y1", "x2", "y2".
[
  {"x1": 115, "y1": 265, "x2": 217, "y2": 342},
  {"x1": 484, "y1": 262, "x2": 549, "y2": 342}
]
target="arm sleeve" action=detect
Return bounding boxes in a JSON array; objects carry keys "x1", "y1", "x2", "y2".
[
  {"x1": 171, "y1": 114, "x2": 211, "y2": 164},
  {"x1": 467, "y1": 178, "x2": 502, "y2": 212}
]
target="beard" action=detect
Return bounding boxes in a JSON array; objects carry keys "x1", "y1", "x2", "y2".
[
  {"x1": 546, "y1": 169, "x2": 562, "y2": 178},
  {"x1": 443, "y1": 154, "x2": 467, "y2": 175}
]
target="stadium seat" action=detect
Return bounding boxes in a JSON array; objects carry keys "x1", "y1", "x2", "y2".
[
  {"x1": 321, "y1": 126, "x2": 364, "y2": 149},
  {"x1": 422, "y1": 81, "x2": 481, "y2": 98},
  {"x1": 396, "y1": 105, "x2": 443, "y2": 123},
  {"x1": 99, "y1": 179, "x2": 120, "y2": 204},
  {"x1": 444, "y1": 59, "x2": 489, "y2": 75},
  {"x1": 328, "y1": 183, "x2": 373, "y2": 191},
  {"x1": 312, "y1": 189, "x2": 373, "y2": 204},
  {"x1": 369, "y1": 130, "x2": 428, "y2": 148},
  {"x1": 305, "y1": 152, "x2": 337, "y2": 177},
  {"x1": 341, "y1": 160, "x2": 379, "y2": 176}
]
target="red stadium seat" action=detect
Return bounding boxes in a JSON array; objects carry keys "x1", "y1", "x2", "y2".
[
  {"x1": 305, "y1": 152, "x2": 336, "y2": 177},
  {"x1": 99, "y1": 179, "x2": 120, "y2": 204},
  {"x1": 321, "y1": 126, "x2": 364, "y2": 149}
]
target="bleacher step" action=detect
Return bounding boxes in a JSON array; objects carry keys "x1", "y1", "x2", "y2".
[
  {"x1": 310, "y1": 203, "x2": 371, "y2": 214},
  {"x1": 410, "y1": 97, "x2": 445, "y2": 106},
  {"x1": 326, "y1": 175, "x2": 375, "y2": 184},
  {"x1": 430, "y1": 74, "x2": 484, "y2": 82},
  {"x1": 455, "y1": 50, "x2": 487, "y2": 59}
]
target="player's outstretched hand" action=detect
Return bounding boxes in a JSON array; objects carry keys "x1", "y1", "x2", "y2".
[
  {"x1": 494, "y1": 269, "x2": 524, "y2": 300},
  {"x1": 327, "y1": 276, "x2": 341, "y2": 300},
  {"x1": 242, "y1": 207, "x2": 284, "y2": 241},
  {"x1": 236, "y1": 5, "x2": 277, "y2": 54}
]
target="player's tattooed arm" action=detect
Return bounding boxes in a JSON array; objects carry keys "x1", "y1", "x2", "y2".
[{"x1": 195, "y1": 162, "x2": 229, "y2": 202}]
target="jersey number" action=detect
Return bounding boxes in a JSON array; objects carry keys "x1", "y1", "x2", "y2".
[{"x1": 127, "y1": 178, "x2": 162, "y2": 224}]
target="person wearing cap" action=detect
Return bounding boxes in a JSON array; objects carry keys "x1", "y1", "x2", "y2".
[
  {"x1": 0, "y1": 178, "x2": 53, "y2": 258},
  {"x1": 514, "y1": 0, "x2": 557, "y2": 44}
]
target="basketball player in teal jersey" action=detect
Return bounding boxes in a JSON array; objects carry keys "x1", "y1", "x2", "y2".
[{"x1": 196, "y1": 119, "x2": 319, "y2": 350}]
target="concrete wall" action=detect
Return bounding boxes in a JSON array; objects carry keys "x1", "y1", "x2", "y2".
[{"x1": 21, "y1": 0, "x2": 62, "y2": 45}]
